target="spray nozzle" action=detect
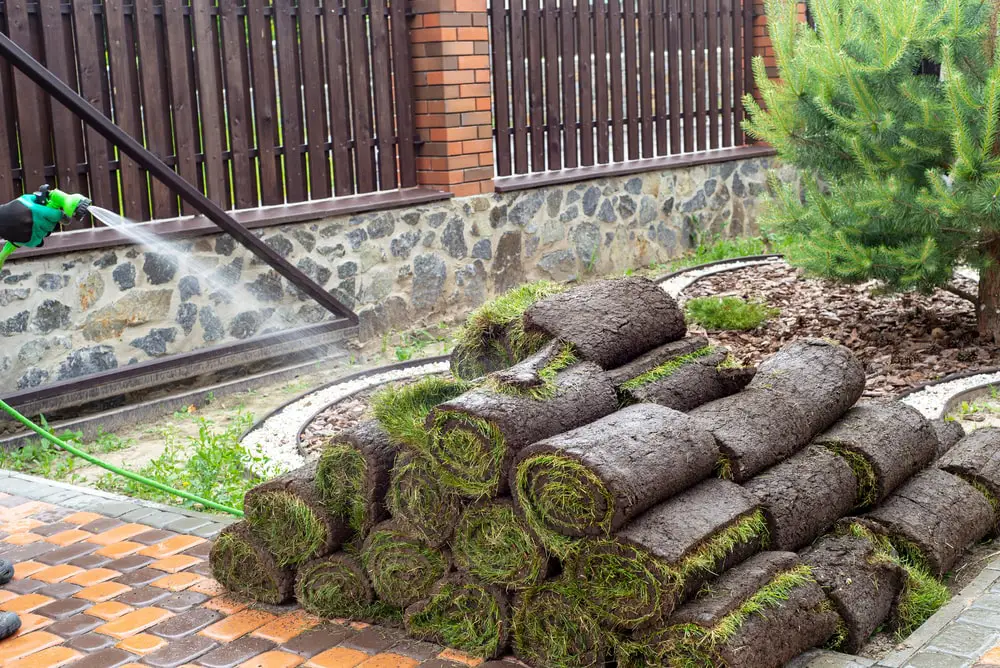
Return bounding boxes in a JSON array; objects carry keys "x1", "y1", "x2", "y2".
[{"x1": 32, "y1": 184, "x2": 92, "y2": 221}]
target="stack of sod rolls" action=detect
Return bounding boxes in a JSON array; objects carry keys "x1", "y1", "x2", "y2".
[{"x1": 210, "y1": 276, "x2": 986, "y2": 667}]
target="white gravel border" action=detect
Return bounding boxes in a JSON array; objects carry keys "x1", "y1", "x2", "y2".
[
  {"x1": 901, "y1": 372, "x2": 1000, "y2": 420},
  {"x1": 658, "y1": 256, "x2": 785, "y2": 297},
  {"x1": 241, "y1": 359, "x2": 450, "y2": 474}
]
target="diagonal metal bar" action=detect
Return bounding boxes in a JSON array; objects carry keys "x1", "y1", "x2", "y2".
[{"x1": 0, "y1": 31, "x2": 358, "y2": 324}]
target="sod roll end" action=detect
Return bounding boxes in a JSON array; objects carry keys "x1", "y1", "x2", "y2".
[
  {"x1": 512, "y1": 579, "x2": 608, "y2": 668},
  {"x1": 452, "y1": 499, "x2": 548, "y2": 590},
  {"x1": 295, "y1": 553, "x2": 398, "y2": 622},
  {"x1": 362, "y1": 520, "x2": 452, "y2": 608},
  {"x1": 387, "y1": 452, "x2": 463, "y2": 548},
  {"x1": 210, "y1": 522, "x2": 294, "y2": 605}
]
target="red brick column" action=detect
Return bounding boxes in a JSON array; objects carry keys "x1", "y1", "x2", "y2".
[
  {"x1": 751, "y1": 0, "x2": 806, "y2": 103},
  {"x1": 410, "y1": 0, "x2": 495, "y2": 197}
]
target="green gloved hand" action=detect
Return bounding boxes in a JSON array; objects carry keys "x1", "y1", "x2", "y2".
[
  {"x1": 19, "y1": 195, "x2": 64, "y2": 247},
  {"x1": 0, "y1": 195, "x2": 64, "y2": 248}
]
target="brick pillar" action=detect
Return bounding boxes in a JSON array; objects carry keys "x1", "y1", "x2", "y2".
[
  {"x1": 410, "y1": 0, "x2": 495, "y2": 197},
  {"x1": 750, "y1": 0, "x2": 806, "y2": 103}
]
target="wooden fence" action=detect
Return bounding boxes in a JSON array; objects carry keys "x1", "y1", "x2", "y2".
[
  {"x1": 0, "y1": 0, "x2": 415, "y2": 229},
  {"x1": 489, "y1": 0, "x2": 755, "y2": 177}
]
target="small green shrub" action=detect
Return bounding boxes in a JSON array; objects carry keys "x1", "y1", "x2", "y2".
[
  {"x1": 684, "y1": 296, "x2": 779, "y2": 331},
  {"x1": 0, "y1": 426, "x2": 133, "y2": 482}
]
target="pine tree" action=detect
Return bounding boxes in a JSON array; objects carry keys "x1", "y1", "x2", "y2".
[{"x1": 745, "y1": 0, "x2": 1000, "y2": 341}]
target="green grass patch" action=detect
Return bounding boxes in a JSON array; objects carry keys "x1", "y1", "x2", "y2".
[
  {"x1": 515, "y1": 453, "x2": 614, "y2": 537},
  {"x1": 316, "y1": 444, "x2": 367, "y2": 533},
  {"x1": 655, "y1": 235, "x2": 772, "y2": 274},
  {"x1": 620, "y1": 346, "x2": 715, "y2": 392},
  {"x1": 684, "y1": 296, "x2": 779, "y2": 331},
  {"x1": 386, "y1": 453, "x2": 463, "y2": 546},
  {"x1": 430, "y1": 412, "x2": 508, "y2": 498},
  {"x1": 452, "y1": 502, "x2": 547, "y2": 589},
  {"x1": 210, "y1": 525, "x2": 285, "y2": 605},
  {"x1": 823, "y1": 444, "x2": 879, "y2": 508},
  {"x1": 406, "y1": 578, "x2": 507, "y2": 658},
  {"x1": 716, "y1": 457, "x2": 734, "y2": 481},
  {"x1": 0, "y1": 425, "x2": 133, "y2": 483},
  {"x1": 295, "y1": 556, "x2": 399, "y2": 622},
  {"x1": 371, "y1": 376, "x2": 471, "y2": 452},
  {"x1": 362, "y1": 525, "x2": 450, "y2": 608},
  {"x1": 512, "y1": 578, "x2": 608, "y2": 668},
  {"x1": 245, "y1": 491, "x2": 329, "y2": 569},
  {"x1": 485, "y1": 343, "x2": 579, "y2": 401}
]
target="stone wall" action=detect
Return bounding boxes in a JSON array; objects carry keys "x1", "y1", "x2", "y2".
[{"x1": 0, "y1": 156, "x2": 790, "y2": 392}]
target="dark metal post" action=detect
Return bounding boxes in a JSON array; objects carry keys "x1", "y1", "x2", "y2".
[{"x1": 0, "y1": 32, "x2": 358, "y2": 324}]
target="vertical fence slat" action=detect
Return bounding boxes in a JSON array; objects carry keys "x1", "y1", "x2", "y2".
[
  {"x1": 637, "y1": 0, "x2": 652, "y2": 158},
  {"x1": 369, "y1": 0, "x2": 398, "y2": 190},
  {"x1": 544, "y1": 4, "x2": 561, "y2": 169},
  {"x1": 608, "y1": 0, "x2": 623, "y2": 162},
  {"x1": 275, "y1": 0, "x2": 307, "y2": 201},
  {"x1": 526, "y1": 0, "x2": 544, "y2": 171},
  {"x1": 247, "y1": 0, "x2": 281, "y2": 204},
  {"x1": 346, "y1": 0, "x2": 376, "y2": 193},
  {"x1": 0, "y1": 38, "x2": 14, "y2": 202},
  {"x1": 390, "y1": 0, "x2": 416, "y2": 188},
  {"x1": 560, "y1": 0, "x2": 578, "y2": 168},
  {"x1": 707, "y1": 0, "x2": 719, "y2": 148},
  {"x1": 578, "y1": 0, "x2": 593, "y2": 166},
  {"x1": 324, "y1": 0, "x2": 354, "y2": 196},
  {"x1": 510, "y1": 0, "x2": 528, "y2": 173},
  {"x1": 732, "y1": 0, "x2": 744, "y2": 145},
  {"x1": 220, "y1": 0, "x2": 257, "y2": 209},
  {"x1": 680, "y1": 0, "x2": 694, "y2": 151},
  {"x1": 694, "y1": 0, "x2": 707, "y2": 151},
  {"x1": 38, "y1": 0, "x2": 83, "y2": 203},
  {"x1": 192, "y1": 0, "x2": 229, "y2": 207},
  {"x1": 720, "y1": 0, "x2": 732, "y2": 147},
  {"x1": 623, "y1": 0, "x2": 638, "y2": 159},
  {"x1": 490, "y1": 0, "x2": 511, "y2": 176},
  {"x1": 667, "y1": 0, "x2": 681, "y2": 153},
  {"x1": 7, "y1": 1, "x2": 48, "y2": 194},
  {"x1": 300, "y1": 0, "x2": 333, "y2": 197},
  {"x1": 163, "y1": 0, "x2": 200, "y2": 213},
  {"x1": 652, "y1": 0, "x2": 666, "y2": 155},
  {"x1": 71, "y1": 0, "x2": 114, "y2": 212},
  {"x1": 105, "y1": 0, "x2": 146, "y2": 218},
  {"x1": 742, "y1": 0, "x2": 753, "y2": 144},
  {"x1": 593, "y1": 0, "x2": 609, "y2": 164}
]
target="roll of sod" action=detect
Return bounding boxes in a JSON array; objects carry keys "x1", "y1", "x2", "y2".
[
  {"x1": 386, "y1": 452, "x2": 463, "y2": 548},
  {"x1": 449, "y1": 280, "x2": 565, "y2": 380},
  {"x1": 813, "y1": 400, "x2": 937, "y2": 507},
  {"x1": 801, "y1": 533, "x2": 906, "y2": 653},
  {"x1": 604, "y1": 336, "x2": 710, "y2": 387},
  {"x1": 316, "y1": 420, "x2": 398, "y2": 535},
  {"x1": 371, "y1": 376, "x2": 471, "y2": 452},
  {"x1": 938, "y1": 427, "x2": 1000, "y2": 507},
  {"x1": 622, "y1": 348, "x2": 757, "y2": 412},
  {"x1": 522, "y1": 276, "x2": 687, "y2": 369},
  {"x1": 860, "y1": 468, "x2": 995, "y2": 577},
  {"x1": 511, "y1": 578, "x2": 608, "y2": 668},
  {"x1": 405, "y1": 572, "x2": 511, "y2": 659},
  {"x1": 452, "y1": 499, "x2": 548, "y2": 590},
  {"x1": 571, "y1": 479, "x2": 766, "y2": 629},
  {"x1": 749, "y1": 338, "x2": 865, "y2": 435},
  {"x1": 513, "y1": 404, "x2": 718, "y2": 539},
  {"x1": 361, "y1": 520, "x2": 452, "y2": 608},
  {"x1": 485, "y1": 339, "x2": 581, "y2": 400},
  {"x1": 931, "y1": 419, "x2": 966, "y2": 459},
  {"x1": 632, "y1": 553, "x2": 839, "y2": 668},
  {"x1": 427, "y1": 362, "x2": 618, "y2": 498},
  {"x1": 244, "y1": 461, "x2": 351, "y2": 568},
  {"x1": 742, "y1": 445, "x2": 859, "y2": 551},
  {"x1": 209, "y1": 522, "x2": 294, "y2": 605},
  {"x1": 295, "y1": 553, "x2": 389, "y2": 621}
]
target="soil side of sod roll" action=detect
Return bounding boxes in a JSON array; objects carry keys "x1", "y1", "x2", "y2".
[
  {"x1": 605, "y1": 336, "x2": 711, "y2": 387},
  {"x1": 361, "y1": 520, "x2": 453, "y2": 608},
  {"x1": 316, "y1": 419, "x2": 399, "y2": 534},
  {"x1": 742, "y1": 445, "x2": 859, "y2": 551},
  {"x1": 209, "y1": 522, "x2": 294, "y2": 605},
  {"x1": 428, "y1": 362, "x2": 618, "y2": 497},
  {"x1": 512, "y1": 403, "x2": 718, "y2": 537},
  {"x1": 572, "y1": 478, "x2": 766, "y2": 629},
  {"x1": 295, "y1": 552, "x2": 396, "y2": 622},
  {"x1": 521, "y1": 276, "x2": 687, "y2": 369},
  {"x1": 938, "y1": 427, "x2": 1000, "y2": 502},
  {"x1": 625, "y1": 349, "x2": 757, "y2": 412},
  {"x1": 801, "y1": 533, "x2": 906, "y2": 653},
  {"x1": 860, "y1": 468, "x2": 996, "y2": 577},
  {"x1": 452, "y1": 498, "x2": 549, "y2": 590},
  {"x1": 932, "y1": 419, "x2": 966, "y2": 459},
  {"x1": 386, "y1": 451, "x2": 463, "y2": 548},
  {"x1": 511, "y1": 578, "x2": 608, "y2": 668},
  {"x1": 243, "y1": 461, "x2": 351, "y2": 568},
  {"x1": 813, "y1": 400, "x2": 938, "y2": 506},
  {"x1": 404, "y1": 572, "x2": 511, "y2": 659}
]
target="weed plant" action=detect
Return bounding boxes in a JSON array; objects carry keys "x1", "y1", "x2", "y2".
[{"x1": 684, "y1": 296, "x2": 779, "y2": 331}]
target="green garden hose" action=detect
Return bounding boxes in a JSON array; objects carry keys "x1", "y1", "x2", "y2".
[{"x1": 0, "y1": 398, "x2": 243, "y2": 517}]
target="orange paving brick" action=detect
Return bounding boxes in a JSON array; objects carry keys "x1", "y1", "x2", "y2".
[
  {"x1": 1, "y1": 593, "x2": 54, "y2": 613},
  {"x1": 62, "y1": 511, "x2": 103, "y2": 526},
  {"x1": 138, "y1": 534, "x2": 205, "y2": 558},
  {"x1": 14, "y1": 612, "x2": 54, "y2": 635},
  {"x1": 0, "y1": 590, "x2": 17, "y2": 603},
  {"x1": 67, "y1": 567, "x2": 121, "y2": 587},
  {"x1": 4, "y1": 532, "x2": 43, "y2": 545},
  {"x1": 95, "y1": 606, "x2": 173, "y2": 639},
  {"x1": 4, "y1": 501, "x2": 55, "y2": 518},
  {"x1": 85, "y1": 601, "x2": 135, "y2": 620},
  {"x1": 13, "y1": 560, "x2": 47, "y2": 579},
  {"x1": 87, "y1": 523, "x2": 151, "y2": 546},
  {"x1": 190, "y1": 578, "x2": 226, "y2": 596},
  {"x1": 0, "y1": 518, "x2": 44, "y2": 533},
  {"x1": 150, "y1": 571, "x2": 203, "y2": 591},
  {"x1": 74, "y1": 581, "x2": 132, "y2": 602},
  {"x1": 0, "y1": 631, "x2": 62, "y2": 663},
  {"x1": 150, "y1": 554, "x2": 202, "y2": 573},
  {"x1": 348, "y1": 621, "x2": 370, "y2": 631},
  {"x1": 95, "y1": 540, "x2": 144, "y2": 558},
  {"x1": 32, "y1": 564, "x2": 84, "y2": 583},
  {"x1": 201, "y1": 608, "x2": 276, "y2": 642},
  {"x1": 436, "y1": 648, "x2": 483, "y2": 666},
  {"x1": 252, "y1": 610, "x2": 322, "y2": 643},
  {"x1": 359, "y1": 654, "x2": 420, "y2": 668},
  {"x1": 7, "y1": 645, "x2": 81, "y2": 668},
  {"x1": 202, "y1": 594, "x2": 249, "y2": 614},
  {"x1": 45, "y1": 529, "x2": 93, "y2": 546},
  {"x1": 239, "y1": 650, "x2": 305, "y2": 668},
  {"x1": 305, "y1": 647, "x2": 370, "y2": 668},
  {"x1": 117, "y1": 632, "x2": 168, "y2": 655},
  {"x1": 982, "y1": 647, "x2": 1000, "y2": 665}
]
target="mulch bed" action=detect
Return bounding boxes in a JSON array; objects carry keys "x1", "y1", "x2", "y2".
[{"x1": 682, "y1": 262, "x2": 993, "y2": 397}]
